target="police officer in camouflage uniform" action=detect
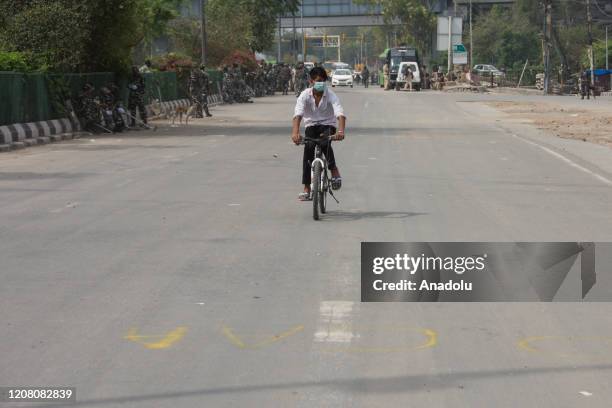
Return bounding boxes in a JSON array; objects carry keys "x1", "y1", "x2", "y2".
[
  {"x1": 199, "y1": 64, "x2": 213, "y2": 116},
  {"x1": 189, "y1": 63, "x2": 213, "y2": 118},
  {"x1": 128, "y1": 66, "x2": 147, "y2": 127},
  {"x1": 279, "y1": 63, "x2": 292, "y2": 95}
]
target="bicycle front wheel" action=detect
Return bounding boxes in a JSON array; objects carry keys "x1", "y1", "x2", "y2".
[
  {"x1": 319, "y1": 172, "x2": 327, "y2": 214},
  {"x1": 312, "y1": 162, "x2": 322, "y2": 220}
]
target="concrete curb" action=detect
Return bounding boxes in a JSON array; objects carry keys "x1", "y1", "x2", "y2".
[{"x1": 0, "y1": 118, "x2": 81, "y2": 152}]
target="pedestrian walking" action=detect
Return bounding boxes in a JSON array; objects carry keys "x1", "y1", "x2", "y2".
[
  {"x1": 362, "y1": 66, "x2": 370, "y2": 88},
  {"x1": 580, "y1": 71, "x2": 592, "y2": 100},
  {"x1": 403, "y1": 67, "x2": 414, "y2": 91},
  {"x1": 383, "y1": 63, "x2": 390, "y2": 90}
]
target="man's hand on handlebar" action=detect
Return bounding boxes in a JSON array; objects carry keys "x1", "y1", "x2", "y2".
[
  {"x1": 336, "y1": 129, "x2": 345, "y2": 141},
  {"x1": 291, "y1": 133, "x2": 302, "y2": 145}
]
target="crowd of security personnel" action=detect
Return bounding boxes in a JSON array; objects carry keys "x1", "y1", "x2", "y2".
[
  {"x1": 218, "y1": 60, "x2": 312, "y2": 103},
  {"x1": 73, "y1": 59, "x2": 318, "y2": 133},
  {"x1": 74, "y1": 65, "x2": 149, "y2": 134}
]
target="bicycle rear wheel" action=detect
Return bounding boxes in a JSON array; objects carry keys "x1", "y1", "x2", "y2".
[{"x1": 312, "y1": 161, "x2": 322, "y2": 220}]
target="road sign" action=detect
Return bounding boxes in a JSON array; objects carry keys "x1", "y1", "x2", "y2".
[
  {"x1": 437, "y1": 17, "x2": 463, "y2": 51},
  {"x1": 453, "y1": 44, "x2": 468, "y2": 65}
]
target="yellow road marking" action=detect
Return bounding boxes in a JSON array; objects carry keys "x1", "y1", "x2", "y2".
[
  {"x1": 221, "y1": 325, "x2": 304, "y2": 349},
  {"x1": 125, "y1": 327, "x2": 187, "y2": 349},
  {"x1": 517, "y1": 336, "x2": 554, "y2": 352}
]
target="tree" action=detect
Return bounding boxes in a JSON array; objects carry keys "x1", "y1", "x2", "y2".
[
  {"x1": 354, "y1": 0, "x2": 436, "y2": 56},
  {"x1": 0, "y1": 0, "x2": 186, "y2": 72},
  {"x1": 0, "y1": 1, "x2": 91, "y2": 71},
  {"x1": 139, "y1": 0, "x2": 187, "y2": 58}
]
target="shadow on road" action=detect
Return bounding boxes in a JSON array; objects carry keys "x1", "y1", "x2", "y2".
[
  {"x1": 322, "y1": 210, "x2": 426, "y2": 221},
  {"x1": 0, "y1": 171, "x2": 92, "y2": 181},
  {"x1": 40, "y1": 364, "x2": 612, "y2": 406}
]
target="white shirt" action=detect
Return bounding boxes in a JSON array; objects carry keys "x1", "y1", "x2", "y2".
[{"x1": 294, "y1": 87, "x2": 345, "y2": 128}]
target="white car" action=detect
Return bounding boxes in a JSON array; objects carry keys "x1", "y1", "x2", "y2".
[
  {"x1": 331, "y1": 69, "x2": 354, "y2": 87},
  {"x1": 396, "y1": 62, "x2": 421, "y2": 91}
]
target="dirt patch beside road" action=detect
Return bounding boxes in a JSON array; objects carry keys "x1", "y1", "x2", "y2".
[{"x1": 486, "y1": 101, "x2": 612, "y2": 148}]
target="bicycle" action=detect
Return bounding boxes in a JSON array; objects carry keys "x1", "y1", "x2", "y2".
[{"x1": 299, "y1": 131, "x2": 341, "y2": 220}]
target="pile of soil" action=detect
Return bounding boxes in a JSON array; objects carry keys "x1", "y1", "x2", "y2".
[{"x1": 487, "y1": 101, "x2": 612, "y2": 148}]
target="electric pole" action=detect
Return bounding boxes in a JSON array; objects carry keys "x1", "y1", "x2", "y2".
[
  {"x1": 587, "y1": 0, "x2": 595, "y2": 87},
  {"x1": 200, "y1": 0, "x2": 207, "y2": 64},
  {"x1": 448, "y1": 15, "x2": 453, "y2": 74},
  {"x1": 544, "y1": 0, "x2": 552, "y2": 95}
]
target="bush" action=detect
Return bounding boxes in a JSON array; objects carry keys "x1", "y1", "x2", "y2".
[
  {"x1": 153, "y1": 52, "x2": 194, "y2": 71},
  {"x1": 0, "y1": 51, "x2": 31, "y2": 72},
  {"x1": 1, "y1": 1, "x2": 89, "y2": 72}
]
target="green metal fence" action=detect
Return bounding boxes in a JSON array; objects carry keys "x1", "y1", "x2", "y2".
[{"x1": 0, "y1": 71, "x2": 193, "y2": 126}]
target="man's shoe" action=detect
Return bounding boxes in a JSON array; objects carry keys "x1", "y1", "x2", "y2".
[{"x1": 331, "y1": 177, "x2": 342, "y2": 190}]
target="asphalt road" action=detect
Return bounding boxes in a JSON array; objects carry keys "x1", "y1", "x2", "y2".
[{"x1": 1, "y1": 87, "x2": 612, "y2": 407}]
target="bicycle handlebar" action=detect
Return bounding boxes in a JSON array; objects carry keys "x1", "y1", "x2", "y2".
[{"x1": 298, "y1": 134, "x2": 342, "y2": 145}]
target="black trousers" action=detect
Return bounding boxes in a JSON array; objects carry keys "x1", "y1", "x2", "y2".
[{"x1": 302, "y1": 124, "x2": 337, "y2": 185}]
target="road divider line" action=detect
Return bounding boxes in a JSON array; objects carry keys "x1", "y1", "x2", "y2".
[{"x1": 512, "y1": 134, "x2": 612, "y2": 186}]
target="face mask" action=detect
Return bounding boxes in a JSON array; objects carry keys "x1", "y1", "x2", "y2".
[{"x1": 313, "y1": 81, "x2": 326, "y2": 93}]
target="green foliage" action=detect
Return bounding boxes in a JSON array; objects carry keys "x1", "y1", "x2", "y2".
[
  {"x1": 496, "y1": 31, "x2": 540, "y2": 68},
  {"x1": 140, "y1": 0, "x2": 186, "y2": 58},
  {"x1": 0, "y1": 0, "x2": 303, "y2": 72},
  {"x1": 167, "y1": 17, "x2": 202, "y2": 62},
  {"x1": 206, "y1": 0, "x2": 300, "y2": 58},
  {"x1": 585, "y1": 39, "x2": 612, "y2": 70},
  {"x1": 0, "y1": 51, "x2": 32, "y2": 72},
  {"x1": 0, "y1": 0, "x2": 186, "y2": 73},
  {"x1": 0, "y1": 1, "x2": 90, "y2": 72},
  {"x1": 470, "y1": 0, "x2": 605, "y2": 74}
]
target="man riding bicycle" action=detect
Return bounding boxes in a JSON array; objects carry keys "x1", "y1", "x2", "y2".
[{"x1": 292, "y1": 67, "x2": 347, "y2": 201}]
